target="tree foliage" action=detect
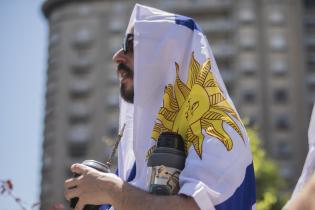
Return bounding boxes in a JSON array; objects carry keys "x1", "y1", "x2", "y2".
[{"x1": 247, "y1": 127, "x2": 289, "y2": 210}]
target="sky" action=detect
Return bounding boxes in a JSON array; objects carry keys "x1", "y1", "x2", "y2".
[{"x1": 0, "y1": 0, "x2": 46, "y2": 209}]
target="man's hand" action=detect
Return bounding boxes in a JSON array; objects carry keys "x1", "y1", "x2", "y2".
[{"x1": 64, "y1": 163, "x2": 123, "y2": 210}]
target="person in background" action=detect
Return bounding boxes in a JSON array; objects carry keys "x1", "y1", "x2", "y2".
[
  {"x1": 288, "y1": 173, "x2": 315, "y2": 210},
  {"x1": 283, "y1": 104, "x2": 315, "y2": 210}
]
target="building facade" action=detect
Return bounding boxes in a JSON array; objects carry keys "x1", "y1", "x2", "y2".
[{"x1": 40, "y1": 0, "x2": 312, "y2": 209}]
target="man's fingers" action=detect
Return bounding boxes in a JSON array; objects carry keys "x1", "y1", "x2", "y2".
[
  {"x1": 64, "y1": 187, "x2": 80, "y2": 201},
  {"x1": 64, "y1": 177, "x2": 80, "y2": 189},
  {"x1": 74, "y1": 199, "x2": 85, "y2": 210},
  {"x1": 71, "y1": 163, "x2": 89, "y2": 175}
]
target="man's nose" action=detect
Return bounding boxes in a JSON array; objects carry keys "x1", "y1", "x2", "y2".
[{"x1": 112, "y1": 48, "x2": 127, "y2": 64}]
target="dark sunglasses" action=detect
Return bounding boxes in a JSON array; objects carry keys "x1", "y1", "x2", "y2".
[{"x1": 122, "y1": 33, "x2": 134, "y2": 55}]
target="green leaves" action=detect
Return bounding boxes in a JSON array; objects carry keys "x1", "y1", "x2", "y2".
[{"x1": 247, "y1": 127, "x2": 289, "y2": 210}]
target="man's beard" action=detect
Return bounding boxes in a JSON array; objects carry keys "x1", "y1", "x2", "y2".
[{"x1": 118, "y1": 63, "x2": 134, "y2": 103}]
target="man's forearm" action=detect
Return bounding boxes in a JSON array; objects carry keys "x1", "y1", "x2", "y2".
[
  {"x1": 64, "y1": 164, "x2": 200, "y2": 210},
  {"x1": 114, "y1": 182, "x2": 200, "y2": 210}
]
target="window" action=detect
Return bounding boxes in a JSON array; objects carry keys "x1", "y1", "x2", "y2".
[
  {"x1": 239, "y1": 8, "x2": 255, "y2": 23},
  {"x1": 275, "y1": 115, "x2": 290, "y2": 130},
  {"x1": 68, "y1": 125, "x2": 91, "y2": 143},
  {"x1": 307, "y1": 74, "x2": 315, "y2": 89},
  {"x1": 78, "y1": 5, "x2": 91, "y2": 16},
  {"x1": 243, "y1": 91, "x2": 256, "y2": 104},
  {"x1": 71, "y1": 56, "x2": 92, "y2": 74},
  {"x1": 274, "y1": 88, "x2": 288, "y2": 103},
  {"x1": 221, "y1": 70, "x2": 233, "y2": 83},
  {"x1": 304, "y1": 0, "x2": 315, "y2": 8},
  {"x1": 240, "y1": 36, "x2": 256, "y2": 50},
  {"x1": 247, "y1": 115, "x2": 257, "y2": 127},
  {"x1": 72, "y1": 28, "x2": 93, "y2": 49},
  {"x1": 268, "y1": 9, "x2": 285, "y2": 25},
  {"x1": 212, "y1": 43, "x2": 235, "y2": 58},
  {"x1": 240, "y1": 57, "x2": 257, "y2": 75},
  {"x1": 109, "y1": 19, "x2": 124, "y2": 33},
  {"x1": 270, "y1": 59, "x2": 288, "y2": 76},
  {"x1": 307, "y1": 55, "x2": 315, "y2": 67},
  {"x1": 269, "y1": 34, "x2": 287, "y2": 51},
  {"x1": 304, "y1": 16, "x2": 315, "y2": 28},
  {"x1": 239, "y1": 30, "x2": 256, "y2": 50},
  {"x1": 69, "y1": 102, "x2": 90, "y2": 123},
  {"x1": 306, "y1": 37, "x2": 315, "y2": 48},
  {"x1": 277, "y1": 140, "x2": 292, "y2": 159},
  {"x1": 67, "y1": 124, "x2": 91, "y2": 157},
  {"x1": 199, "y1": 19, "x2": 233, "y2": 33},
  {"x1": 69, "y1": 79, "x2": 92, "y2": 97},
  {"x1": 280, "y1": 167, "x2": 293, "y2": 181}
]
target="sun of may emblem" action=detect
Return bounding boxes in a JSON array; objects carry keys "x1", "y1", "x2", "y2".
[{"x1": 150, "y1": 52, "x2": 245, "y2": 159}]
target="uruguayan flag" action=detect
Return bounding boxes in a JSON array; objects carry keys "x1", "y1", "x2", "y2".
[{"x1": 105, "y1": 4, "x2": 256, "y2": 210}]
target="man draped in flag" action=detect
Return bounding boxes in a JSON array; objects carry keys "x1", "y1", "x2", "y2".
[{"x1": 64, "y1": 4, "x2": 256, "y2": 210}]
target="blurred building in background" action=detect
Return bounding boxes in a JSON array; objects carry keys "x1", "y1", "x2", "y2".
[{"x1": 40, "y1": 0, "x2": 314, "y2": 209}]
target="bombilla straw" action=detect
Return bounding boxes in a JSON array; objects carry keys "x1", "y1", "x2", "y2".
[{"x1": 105, "y1": 123, "x2": 126, "y2": 168}]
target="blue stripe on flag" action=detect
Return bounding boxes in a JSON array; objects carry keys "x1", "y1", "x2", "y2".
[
  {"x1": 215, "y1": 162, "x2": 256, "y2": 210},
  {"x1": 175, "y1": 15, "x2": 201, "y2": 32},
  {"x1": 100, "y1": 162, "x2": 137, "y2": 210},
  {"x1": 99, "y1": 203, "x2": 111, "y2": 210},
  {"x1": 127, "y1": 162, "x2": 137, "y2": 182}
]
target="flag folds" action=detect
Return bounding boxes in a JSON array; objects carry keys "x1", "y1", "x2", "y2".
[{"x1": 114, "y1": 4, "x2": 256, "y2": 210}]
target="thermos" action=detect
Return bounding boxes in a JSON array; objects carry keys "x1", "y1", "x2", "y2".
[
  {"x1": 147, "y1": 132, "x2": 186, "y2": 195},
  {"x1": 70, "y1": 160, "x2": 111, "y2": 210}
]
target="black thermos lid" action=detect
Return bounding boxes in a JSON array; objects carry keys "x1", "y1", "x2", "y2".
[
  {"x1": 148, "y1": 132, "x2": 186, "y2": 170},
  {"x1": 157, "y1": 132, "x2": 185, "y2": 152}
]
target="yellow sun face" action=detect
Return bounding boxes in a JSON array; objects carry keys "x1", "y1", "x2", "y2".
[{"x1": 150, "y1": 52, "x2": 245, "y2": 159}]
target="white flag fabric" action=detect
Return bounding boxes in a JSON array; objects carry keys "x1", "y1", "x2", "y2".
[
  {"x1": 103, "y1": 4, "x2": 256, "y2": 210},
  {"x1": 283, "y1": 103, "x2": 315, "y2": 209}
]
